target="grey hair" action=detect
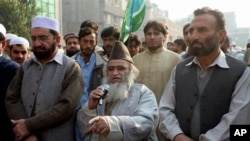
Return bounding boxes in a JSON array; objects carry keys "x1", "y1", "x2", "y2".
[{"x1": 102, "y1": 62, "x2": 139, "y2": 84}]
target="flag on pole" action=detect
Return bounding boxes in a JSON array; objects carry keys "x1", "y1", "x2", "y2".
[{"x1": 119, "y1": 0, "x2": 146, "y2": 43}]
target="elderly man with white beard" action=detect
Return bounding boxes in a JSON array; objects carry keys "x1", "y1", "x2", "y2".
[{"x1": 77, "y1": 41, "x2": 159, "y2": 141}]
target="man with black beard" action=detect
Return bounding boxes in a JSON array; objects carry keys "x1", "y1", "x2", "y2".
[
  {"x1": 77, "y1": 41, "x2": 159, "y2": 141},
  {"x1": 63, "y1": 32, "x2": 80, "y2": 57},
  {"x1": 100, "y1": 26, "x2": 120, "y2": 61},
  {"x1": 5, "y1": 16, "x2": 84, "y2": 141},
  {"x1": 159, "y1": 7, "x2": 250, "y2": 141}
]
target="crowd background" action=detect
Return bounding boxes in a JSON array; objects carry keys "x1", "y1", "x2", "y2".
[{"x1": 1, "y1": 4, "x2": 250, "y2": 141}]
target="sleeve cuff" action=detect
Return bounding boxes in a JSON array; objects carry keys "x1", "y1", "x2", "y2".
[
  {"x1": 168, "y1": 128, "x2": 183, "y2": 140},
  {"x1": 82, "y1": 102, "x2": 97, "y2": 117}
]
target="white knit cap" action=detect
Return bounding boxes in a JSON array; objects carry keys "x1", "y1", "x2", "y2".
[
  {"x1": 231, "y1": 41, "x2": 236, "y2": 47},
  {"x1": 31, "y1": 16, "x2": 59, "y2": 32},
  {"x1": 95, "y1": 46, "x2": 104, "y2": 52},
  {"x1": 0, "y1": 23, "x2": 6, "y2": 37},
  {"x1": 6, "y1": 33, "x2": 18, "y2": 41},
  {"x1": 10, "y1": 36, "x2": 30, "y2": 48}
]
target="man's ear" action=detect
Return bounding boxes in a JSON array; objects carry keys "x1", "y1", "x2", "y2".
[
  {"x1": 219, "y1": 30, "x2": 227, "y2": 44},
  {"x1": 1, "y1": 40, "x2": 7, "y2": 49},
  {"x1": 163, "y1": 34, "x2": 168, "y2": 42},
  {"x1": 55, "y1": 36, "x2": 61, "y2": 45}
]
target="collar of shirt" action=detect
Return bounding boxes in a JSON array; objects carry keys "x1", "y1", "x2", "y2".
[
  {"x1": 32, "y1": 49, "x2": 64, "y2": 65},
  {"x1": 76, "y1": 53, "x2": 96, "y2": 67},
  {"x1": 185, "y1": 50, "x2": 230, "y2": 69}
]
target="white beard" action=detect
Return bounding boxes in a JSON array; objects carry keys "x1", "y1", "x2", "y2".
[
  {"x1": 103, "y1": 71, "x2": 136, "y2": 103},
  {"x1": 105, "y1": 82, "x2": 129, "y2": 103}
]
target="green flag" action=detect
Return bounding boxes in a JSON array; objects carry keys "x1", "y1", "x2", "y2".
[{"x1": 119, "y1": 0, "x2": 146, "y2": 43}]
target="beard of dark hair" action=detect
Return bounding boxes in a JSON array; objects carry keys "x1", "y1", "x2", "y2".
[
  {"x1": 33, "y1": 42, "x2": 56, "y2": 59},
  {"x1": 103, "y1": 71, "x2": 135, "y2": 103},
  {"x1": 66, "y1": 50, "x2": 79, "y2": 57},
  {"x1": 189, "y1": 32, "x2": 219, "y2": 57}
]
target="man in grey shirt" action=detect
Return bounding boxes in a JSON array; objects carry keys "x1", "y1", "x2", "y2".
[
  {"x1": 159, "y1": 7, "x2": 250, "y2": 141},
  {"x1": 5, "y1": 16, "x2": 83, "y2": 141}
]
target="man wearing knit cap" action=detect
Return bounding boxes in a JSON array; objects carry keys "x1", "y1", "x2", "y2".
[
  {"x1": 64, "y1": 32, "x2": 80, "y2": 57},
  {"x1": 0, "y1": 23, "x2": 19, "y2": 141},
  {"x1": 3, "y1": 33, "x2": 18, "y2": 58},
  {"x1": 0, "y1": 24, "x2": 10, "y2": 59},
  {"x1": 77, "y1": 41, "x2": 159, "y2": 141},
  {"x1": 0, "y1": 24, "x2": 6, "y2": 54},
  {"x1": 5, "y1": 16, "x2": 84, "y2": 141},
  {"x1": 9, "y1": 36, "x2": 30, "y2": 64},
  {"x1": 0, "y1": 23, "x2": 6, "y2": 36}
]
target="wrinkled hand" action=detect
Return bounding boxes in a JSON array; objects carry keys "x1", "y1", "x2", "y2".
[
  {"x1": 11, "y1": 119, "x2": 30, "y2": 140},
  {"x1": 88, "y1": 87, "x2": 106, "y2": 109},
  {"x1": 88, "y1": 116, "x2": 110, "y2": 135},
  {"x1": 24, "y1": 135, "x2": 38, "y2": 141},
  {"x1": 174, "y1": 133, "x2": 194, "y2": 141}
]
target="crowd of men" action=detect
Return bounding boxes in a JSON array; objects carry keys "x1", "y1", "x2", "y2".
[{"x1": 1, "y1": 6, "x2": 250, "y2": 141}]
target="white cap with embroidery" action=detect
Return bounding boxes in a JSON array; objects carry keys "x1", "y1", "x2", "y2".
[
  {"x1": 6, "y1": 33, "x2": 18, "y2": 41},
  {"x1": 10, "y1": 36, "x2": 30, "y2": 49},
  {"x1": 31, "y1": 16, "x2": 59, "y2": 32},
  {"x1": 0, "y1": 23, "x2": 6, "y2": 37}
]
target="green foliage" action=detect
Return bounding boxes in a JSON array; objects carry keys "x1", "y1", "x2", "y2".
[{"x1": 0, "y1": 0, "x2": 40, "y2": 41}]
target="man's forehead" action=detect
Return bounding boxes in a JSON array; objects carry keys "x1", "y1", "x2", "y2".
[
  {"x1": 102, "y1": 36, "x2": 115, "y2": 40},
  {"x1": 31, "y1": 27, "x2": 50, "y2": 35},
  {"x1": 190, "y1": 14, "x2": 216, "y2": 28},
  {"x1": 146, "y1": 27, "x2": 161, "y2": 32},
  {"x1": 67, "y1": 36, "x2": 78, "y2": 40},
  {"x1": 80, "y1": 33, "x2": 96, "y2": 39},
  {"x1": 67, "y1": 37, "x2": 78, "y2": 41},
  {"x1": 12, "y1": 45, "x2": 29, "y2": 50}
]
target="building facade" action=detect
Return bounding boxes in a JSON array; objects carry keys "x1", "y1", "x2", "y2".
[
  {"x1": 36, "y1": 0, "x2": 63, "y2": 44},
  {"x1": 61, "y1": 0, "x2": 183, "y2": 46}
]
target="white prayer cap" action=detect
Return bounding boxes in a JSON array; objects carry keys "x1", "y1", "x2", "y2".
[
  {"x1": 0, "y1": 23, "x2": 6, "y2": 37},
  {"x1": 231, "y1": 41, "x2": 236, "y2": 47},
  {"x1": 95, "y1": 46, "x2": 104, "y2": 52},
  {"x1": 6, "y1": 33, "x2": 18, "y2": 41},
  {"x1": 31, "y1": 16, "x2": 59, "y2": 32},
  {"x1": 10, "y1": 36, "x2": 30, "y2": 48}
]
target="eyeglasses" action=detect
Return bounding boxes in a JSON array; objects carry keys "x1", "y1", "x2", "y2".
[{"x1": 31, "y1": 35, "x2": 55, "y2": 42}]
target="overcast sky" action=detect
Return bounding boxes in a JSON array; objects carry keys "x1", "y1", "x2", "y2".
[{"x1": 150, "y1": 0, "x2": 250, "y2": 28}]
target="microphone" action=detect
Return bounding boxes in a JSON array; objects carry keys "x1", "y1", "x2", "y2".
[{"x1": 99, "y1": 84, "x2": 109, "y2": 105}]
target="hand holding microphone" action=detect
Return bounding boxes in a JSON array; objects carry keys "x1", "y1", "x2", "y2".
[
  {"x1": 99, "y1": 84, "x2": 109, "y2": 105},
  {"x1": 88, "y1": 84, "x2": 109, "y2": 109}
]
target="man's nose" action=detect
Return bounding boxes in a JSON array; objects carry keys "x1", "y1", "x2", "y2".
[{"x1": 32, "y1": 39, "x2": 42, "y2": 46}]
